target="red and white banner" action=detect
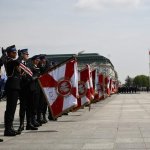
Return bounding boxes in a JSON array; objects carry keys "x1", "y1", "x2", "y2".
[
  {"x1": 111, "y1": 80, "x2": 118, "y2": 93},
  {"x1": 109, "y1": 78, "x2": 112, "y2": 94},
  {"x1": 92, "y1": 69, "x2": 101, "y2": 101},
  {"x1": 74, "y1": 65, "x2": 93, "y2": 110},
  {"x1": 97, "y1": 73, "x2": 104, "y2": 99},
  {"x1": 105, "y1": 76, "x2": 111, "y2": 96},
  {"x1": 92, "y1": 69, "x2": 98, "y2": 94},
  {"x1": 39, "y1": 58, "x2": 78, "y2": 118}
]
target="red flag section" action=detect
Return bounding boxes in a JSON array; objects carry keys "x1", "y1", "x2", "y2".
[
  {"x1": 38, "y1": 56, "x2": 118, "y2": 116},
  {"x1": 39, "y1": 58, "x2": 78, "y2": 119},
  {"x1": 73, "y1": 66, "x2": 93, "y2": 111}
]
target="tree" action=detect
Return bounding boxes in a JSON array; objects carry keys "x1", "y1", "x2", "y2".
[
  {"x1": 125, "y1": 76, "x2": 133, "y2": 87},
  {"x1": 133, "y1": 75, "x2": 149, "y2": 87}
]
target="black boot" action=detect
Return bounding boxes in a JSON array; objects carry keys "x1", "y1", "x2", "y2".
[
  {"x1": 42, "y1": 114, "x2": 48, "y2": 124},
  {"x1": 31, "y1": 115, "x2": 40, "y2": 127},
  {"x1": 37, "y1": 114, "x2": 43, "y2": 126},
  {"x1": 4, "y1": 129, "x2": 17, "y2": 136},
  {"x1": 48, "y1": 115, "x2": 57, "y2": 121},
  {"x1": 48, "y1": 110, "x2": 57, "y2": 121},
  {"x1": 63, "y1": 112, "x2": 68, "y2": 115},
  {"x1": 4, "y1": 126, "x2": 18, "y2": 136},
  {"x1": 11, "y1": 126, "x2": 21, "y2": 135},
  {"x1": 0, "y1": 139, "x2": 3, "y2": 142},
  {"x1": 26, "y1": 123, "x2": 38, "y2": 130},
  {"x1": 4, "y1": 112, "x2": 17, "y2": 136},
  {"x1": 17, "y1": 120, "x2": 24, "y2": 134}
]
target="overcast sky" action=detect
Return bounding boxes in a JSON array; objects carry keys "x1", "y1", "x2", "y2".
[{"x1": 0, "y1": 0, "x2": 150, "y2": 83}]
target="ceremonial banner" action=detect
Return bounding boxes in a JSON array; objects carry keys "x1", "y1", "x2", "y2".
[
  {"x1": 105, "y1": 76, "x2": 111, "y2": 96},
  {"x1": 109, "y1": 78, "x2": 112, "y2": 94},
  {"x1": 92, "y1": 69, "x2": 98, "y2": 94},
  {"x1": 98, "y1": 74, "x2": 104, "y2": 100},
  {"x1": 112, "y1": 80, "x2": 118, "y2": 93},
  {"x1": 92, "y1": 69, "x2": 100, "y2": 102},
  {"x1": 89, "y1": 66, "x2": 94, "y2": 100},
  {"x1": 39, "y1": 58, "x2": 78, "y2": 118},
  {"x1": 74, "y1": 65, "x2": 92, "y2": 111}
]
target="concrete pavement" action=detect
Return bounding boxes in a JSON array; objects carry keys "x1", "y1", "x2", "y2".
[{"x1": 1, "y1": 93, "x2": 150, "y2": 149}]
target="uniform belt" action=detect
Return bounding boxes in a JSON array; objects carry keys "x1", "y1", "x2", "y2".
[{"x1": 8, "y1": 76, "x2": 20, "y2": 79}]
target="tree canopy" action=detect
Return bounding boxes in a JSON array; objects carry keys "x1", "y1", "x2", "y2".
[
  {"x1": 124, "y1": 75, "x2": 149, "y2": 87},
  {"x1": 133, "y1": 75, "x2": 149, "y2": 87}
]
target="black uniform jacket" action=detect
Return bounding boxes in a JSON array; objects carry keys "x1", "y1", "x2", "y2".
[{"x1": 5, "y1": 57, "x2": 21, "y2": 90}]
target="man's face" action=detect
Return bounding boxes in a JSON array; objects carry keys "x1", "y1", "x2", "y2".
[
  {"x1": 33, "y1": 59, "x2": 40, "y2": 65},
  {"x1": 23, "y1": 53, "x2": 29, "y2": 61},
  {"x1": 41, "y1": 59, "x2": 46, "y2": 65},
  {"x1": 8, "y1": 51, "x2": 17, "y2": 59}
]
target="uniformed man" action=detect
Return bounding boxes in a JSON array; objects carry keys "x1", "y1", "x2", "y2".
[
  {"x1": 38, "y1": 55, "x2": 49, "y2": 123},
  {"x1": 18, "y1": 49, "x2": 38, "y2": 133},
  {"x1": 29, "y1": 55, "x2": 41, "y2": 127},
  {"x1": 4, "y1": 45, "x2": 21, "y2": 136}
]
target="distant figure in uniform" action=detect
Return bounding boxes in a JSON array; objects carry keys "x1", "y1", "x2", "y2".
[
  {"x1": 29, "y1": 55, "x2": 41, "y2": 127},
  {"x1": 146, "y1": 86, "x2": 149, "y2": 92},
  {"x1": 17, "y1": 49, "x2": 38, "y2": 133},
  {"x1": 4, "y1": 45, "x2": 21, "y2": 136}
]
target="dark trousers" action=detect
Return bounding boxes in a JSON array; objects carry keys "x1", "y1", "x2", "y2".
[
  {"x1": 5, "y1": 89, "x2": 19, "y2": 130},
  {"x1": 19, "y1": 87, "x2": 32, "y2": 125},
  {"x1": 31, "y1": 88, "x2": 41, "y2": 117},
  {"x1": 40, "y1": 91, "x2": 47, "y2": 115}
]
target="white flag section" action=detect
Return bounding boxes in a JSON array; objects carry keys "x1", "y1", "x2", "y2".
[
  {"x1": 92, "y1": 69, "x2": 101, "y2": 101},
  {"x1": 39, "y1": 58, "x2": 78, "y2": 118}
]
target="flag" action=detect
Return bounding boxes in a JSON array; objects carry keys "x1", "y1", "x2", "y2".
[
  {"x1": 39, "y1": 58, "x2": 78, "y2": 118},
  {"x1": 91, "y1": 69, "x2": 100, "y2": 102},
  {"x1": 105, "y1": 76, "x2": 111, "y2": 96},
  {"x1": 89, "y1": 66, "x2": 94, "y2": 100},
  {"x1": 73, "y1": 65, "x2": 93, "y2": 111},
  {"x1": 91, "y1": 69, "x2": 97, "y2": 93},
  {"x1": 109, "y1": 78, "x2": 112, "y2": 94},
  {"x1": 97, "y1": 73, "x2": 104, "y2": 100}
]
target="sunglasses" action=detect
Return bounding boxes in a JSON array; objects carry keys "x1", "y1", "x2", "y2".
[
  {"x1": 12, "y1": 51, "x2": 17, "y2": 54},
  {"x1": 24, "y1": 53, "x2": 29, "y2": 55}
]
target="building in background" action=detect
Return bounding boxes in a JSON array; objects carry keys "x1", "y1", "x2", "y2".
[{"x1": 45, "y1": 53, "x2": 118, "y2": 81}]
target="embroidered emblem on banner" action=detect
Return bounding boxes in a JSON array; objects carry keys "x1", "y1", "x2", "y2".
[
  {"x1": 78, "y1": 81, "x2": 86, "y2": 97},
  {"x1": 57, "y1": 79, "x2": 72, "y2": 97}
]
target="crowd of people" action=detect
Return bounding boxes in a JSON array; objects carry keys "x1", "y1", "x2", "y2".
[
  {"x1": 0, "y1": 45, "x2": 56, "y2": 142},
  {"x1": 118, "y1": 86, "x2": 137, "y2": 94}
]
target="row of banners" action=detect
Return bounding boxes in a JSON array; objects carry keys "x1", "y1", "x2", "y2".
[{"x1": 38, "y1": 57, "x2": 118, "y2": 119}]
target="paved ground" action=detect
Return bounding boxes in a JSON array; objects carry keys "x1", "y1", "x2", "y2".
[{"x1": 1, "y1": 93, "x2": 150, "y2": 150}]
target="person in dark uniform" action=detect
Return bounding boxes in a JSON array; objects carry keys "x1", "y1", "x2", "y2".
[
  {"x1": 4, "y1": 45, "x2": 21, "y2": 136},
  {"x1": 29, "y1": 55, "x2": 41, "y2": 127},
  {"x1": 38, "y1": 55, "x2": 50, "y2": 123},
  {"x1": 17, "y1": 49, "x2": 38, "y2": 133}
]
